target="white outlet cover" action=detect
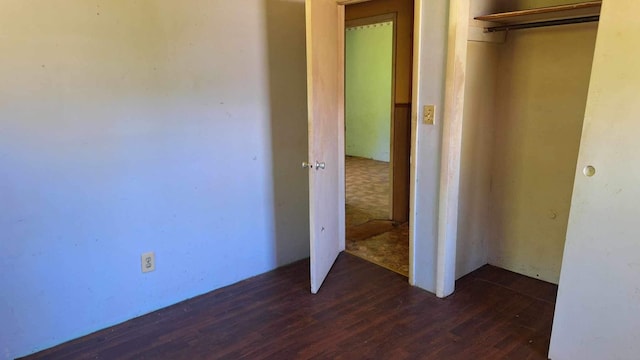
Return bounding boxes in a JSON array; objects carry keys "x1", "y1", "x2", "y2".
[{"x1": 141, "y1": 252, "x2": 155, "y2": 273}]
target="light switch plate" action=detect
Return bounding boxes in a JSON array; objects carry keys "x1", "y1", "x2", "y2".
[{"x1": 424, "y1": 105, "x2": 435, "y2": 125}]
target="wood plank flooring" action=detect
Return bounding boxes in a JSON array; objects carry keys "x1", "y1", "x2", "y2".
[{"x1": 22, "y1": 253, "x2": 557, "y2": 360}]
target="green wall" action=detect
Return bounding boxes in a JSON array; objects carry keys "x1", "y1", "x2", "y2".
[{"x1": 345, "y1": 21, "x2": 393, "y2": 162}]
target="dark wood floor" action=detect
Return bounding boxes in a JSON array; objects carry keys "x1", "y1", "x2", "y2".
[{"x1": 22, "y1": 253, "x2": 557, "y2": 360}]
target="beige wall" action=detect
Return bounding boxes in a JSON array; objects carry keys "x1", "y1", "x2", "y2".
[
  {"x1": 509, "y1": 0, "x2": 589, "y2": 10},
  {"x1": 488, "y1": 23, "x2": 598, "y2": 283},
  {"x1": 456, "y1": 40, "x2": 499, "y2": 277},
  {"x1": 492, "y1": 0, "x2": 586, "y2": 12}
]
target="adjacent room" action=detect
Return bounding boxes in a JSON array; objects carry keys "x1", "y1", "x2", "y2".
[{"x1": 343, "y1": 0, "x2": 413, "y2": 277}]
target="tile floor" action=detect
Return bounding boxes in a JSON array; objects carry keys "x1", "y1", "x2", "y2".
[{"x1": 345, "y1": 156, "x2": 409, "y2": 276}]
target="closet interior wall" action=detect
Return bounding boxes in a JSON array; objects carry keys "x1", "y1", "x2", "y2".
[{"x1": 458, "y1": 0, "x2": 598, "y2": 283}]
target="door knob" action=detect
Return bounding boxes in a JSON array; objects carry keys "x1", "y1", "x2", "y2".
[
  {"x1": 583, "y1": 165, "x2": 596, "y2": 177},
  {"x1": 315, "y1": 161, "x2": 326, "y2": 170},
  {"x1": 302, "y1": 161, "x2": 312, "y2": 169}
]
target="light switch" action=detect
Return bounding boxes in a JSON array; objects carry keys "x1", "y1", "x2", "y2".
[{"x1": 424, "y1": 105, "x2": 435, "y2": 125}]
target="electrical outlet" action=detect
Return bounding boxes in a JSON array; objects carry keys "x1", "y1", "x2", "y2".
[
  {"x1": 424, "y1": 105, "x2": 435, "y2": 125},
  {"x1": 141, "y1": 252, "x2": 155, "y2": 273}
]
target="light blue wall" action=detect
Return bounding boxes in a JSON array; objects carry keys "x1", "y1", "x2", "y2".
[
  {"x1": 0, "y1": 1, "x2": 308, "y2": 358},
  {"x1": 345, "y1": 22, "x2": 393, "y2": 162}
]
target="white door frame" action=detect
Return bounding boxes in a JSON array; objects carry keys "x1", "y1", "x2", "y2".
[
  {"x1": 434, "y1": 0, "x2": 469, "y2": 297},
  {"x1": 339, "y1": 0, "x2": 418, "y2": 285},
  {"x1": 339, "y1": 0, "x2": 463, "y2": 295}
]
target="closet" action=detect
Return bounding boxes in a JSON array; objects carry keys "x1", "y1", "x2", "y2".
[{"x1": 456, "y1": 0, "x2": 601, "y2": 284}]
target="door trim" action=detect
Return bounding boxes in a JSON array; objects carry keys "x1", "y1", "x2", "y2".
[
  {"x1": 338, "y1": 4, "x2": 346, "y2": 256},
  {"x1": 407, "y1": 0, "x2": 420, "y2": 286},
  {"x1": 435, "y1": 0, "x2": 470, "y2": 296}
]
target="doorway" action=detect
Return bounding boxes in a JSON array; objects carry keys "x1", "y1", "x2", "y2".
[
  {"x1": 307, "y1": 0, "x2": 451, "y2": 294},
  {"x1": 343, "y1": 0, "x2": 413, "y2": 277}
]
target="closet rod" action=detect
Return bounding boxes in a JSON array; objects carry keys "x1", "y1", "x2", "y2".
[{"x1": 486, "y1": 15, "x2": 599, "y2": 33}]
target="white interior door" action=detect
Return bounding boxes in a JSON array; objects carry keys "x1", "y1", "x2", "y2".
[
  {"x1": 550, "y1": 1, "x2": 640, "y2": 358},
  {"x1": 305, "y1": 0, "x2": 345, "y2": 294}
]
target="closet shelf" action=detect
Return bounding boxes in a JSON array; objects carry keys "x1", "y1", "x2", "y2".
[{"x1": 475, "y1": 1, "x2": 601, "y2": 33}]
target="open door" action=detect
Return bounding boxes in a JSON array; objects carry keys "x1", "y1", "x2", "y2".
[{"x1": 305, "y1": 0, "x2": 345, "y2": 294}]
